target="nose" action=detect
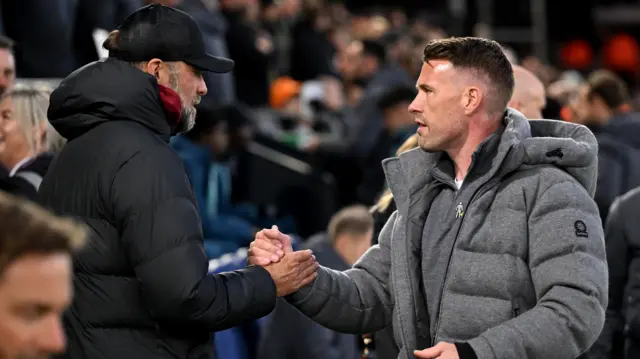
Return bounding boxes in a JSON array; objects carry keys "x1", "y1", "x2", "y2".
[
  {"x1": 408, "y1": 94, "x2": 422, "y2": 114},
  {"x1": 197, "y1": 76, "x2": 207, "y2": 96},
  {"x1": 35, "y1": 316, "x2": 67, "y2": 355}
]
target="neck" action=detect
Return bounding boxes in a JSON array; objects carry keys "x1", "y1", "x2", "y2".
[
  {"x1": 1, "y1": 150, "x2": 32, "y2": 172},
  {"x1": 447, "y1": 114, "x2": 501, "y2": 180}
]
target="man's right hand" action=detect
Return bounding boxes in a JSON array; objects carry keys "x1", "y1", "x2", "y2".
[
  {"x1": 263, "y1": 249, "x2": 318, "y2": 297},
  {"x1": 248, "y1": 226, "x2": 318, "y2": 296}
]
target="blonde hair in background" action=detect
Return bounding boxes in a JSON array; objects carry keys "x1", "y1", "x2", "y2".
[
  {"x1": 371, "y1": 134, "x2": 419, "y2": 214},
  {"x1": 2, "y1": 81, "x2": 66, "y2": 154}
]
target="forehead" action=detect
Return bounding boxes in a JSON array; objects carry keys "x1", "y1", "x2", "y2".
[
  {"x1": 0, "y1": 49, "x2": 14, "y2": 68},
  {"x1": 417, "y1": 59, "x2": 455, "y2": 83},
  {"x1": 0, "y1": 254, "x2": 72, "y2": 308}
]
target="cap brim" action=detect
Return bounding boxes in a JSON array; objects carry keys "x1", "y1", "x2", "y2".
[{"x1": 185, "y1": 54, "x2": 234, "y2": 73}]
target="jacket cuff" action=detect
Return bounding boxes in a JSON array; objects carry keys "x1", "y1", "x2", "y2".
[
  {"x1": 454, "y1": 342, "x2": 478, "y2": 359},
  {"x1": 245, "y1": 265, "x2": 276, "y2": 298}
]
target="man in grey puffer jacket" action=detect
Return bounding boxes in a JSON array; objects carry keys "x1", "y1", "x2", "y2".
[{"x1": 249, "y1": 37, "x2": 607, "y2": 359}]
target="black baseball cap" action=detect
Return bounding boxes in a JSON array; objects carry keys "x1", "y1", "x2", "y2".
[{"x1": 111, "y1": 4, "x2": 234, "y2": 73}]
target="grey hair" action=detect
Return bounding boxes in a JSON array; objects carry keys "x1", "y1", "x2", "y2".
[{"x1": 1, "y1": 81, "x2": 66, "y2": 154}]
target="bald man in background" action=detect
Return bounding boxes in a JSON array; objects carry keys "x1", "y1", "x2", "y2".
[{"x1": 508, "y1": 65, "x2": 546, "y2": 119}]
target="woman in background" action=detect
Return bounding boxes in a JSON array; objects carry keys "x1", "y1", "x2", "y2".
[
  {"x1": 0, "y1": 82, "x2": 65, "y2": 199},
  {"x1": 367, "y1": 133, "x2": 417, "y2": 359}
]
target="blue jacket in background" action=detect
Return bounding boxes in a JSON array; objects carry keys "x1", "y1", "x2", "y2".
[{"x1": 171, "y1": 135, "x2": 254, "y2": 247}]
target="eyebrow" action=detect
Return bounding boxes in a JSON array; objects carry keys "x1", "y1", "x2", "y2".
[{"x1": 417, "y1": 84, "x2": 434, "y2": 92}]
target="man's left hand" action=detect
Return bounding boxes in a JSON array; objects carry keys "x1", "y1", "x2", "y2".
[{"x1": 414, "y1": 342, "x2": 459, "y2": 359}]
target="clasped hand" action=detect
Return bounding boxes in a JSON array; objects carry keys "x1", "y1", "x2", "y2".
[{"x1": 248, "y1": 225, "x2": 319, "y2": 297}]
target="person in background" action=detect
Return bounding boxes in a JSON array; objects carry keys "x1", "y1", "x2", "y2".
[
  {"x1": 0, "y1": 36, "x2": 15, "y2": 97},
  {"x1": 357, "y1": 85, "x2": 417, "y2": 206},
  {"x1": 258, "y1": 205, "x2": 373, "y2": 359},
  {"x1": 0, "y1": 191, "x2": 86, "y2": 359},
  {"x1": 172, "y1": 105, "x2": 257, "y2": 256},
  {"x1": 38, "y1": 5, "x2": 317, "y2": 359},
  {"x1": 0, "y1": 83, "x2": 64, "y2": 199},
  {"x1": 508, "y1": 65, "x2": 546, "y2": 119},
  {"x1": 222, "y1": 0, "x2": 274, "y2": 107},
  {"x1": 590, "y1": 186, "x2": 640, "y2": 359},
  {"x1": 570, "y1": 70, "x2": 640, "y2": 222},
  {"x1": 0, "y1": 0, "x2": 79, "y2": 78},
  {"x1": 251, "y1": 37, "x2": 607, "y2": 359}
]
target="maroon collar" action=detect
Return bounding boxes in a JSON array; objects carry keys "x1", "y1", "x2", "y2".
[{"x1": 157, "y1": 84, "x2": 182, "y2": 130}]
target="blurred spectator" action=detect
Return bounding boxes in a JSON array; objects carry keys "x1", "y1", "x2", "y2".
[
  {"x1": 357, "y1": 85, "x2": 416, "y2": 205},
  {"x1": 74, "y1": 0, "x2": 141, "y2": 66},
  {"x1": 508, "y1": 65, "x2": 546, "y2": 119},
  {"x1": 172, "y1": 105, "x2": 257, "y2": 254},
  {"x1": 590, "y1": 187, "x2": 640, "y2": 359},
  {"x1": 258, "y1": 205, "x2": 373, "y2": 359},
  {"x1": 340, "y1": 39, "x2": 414, "y2": 158},
  {"x1": 0, "y1": 83, "x2": 63, "y2": 200},
  {"x1": 0, "y1": 36, "x2": 15, "y2": 96},
  {"x1": 180, "y1": 0, "x2": 236, "y2": 106},
  {"x1": 0, "y1": 191, "x2": 86, "y2": 359},
  {"x1": 571, "y1": 70, "x2": 640, "y2": 221},
  {"x1": 1, "y1": 0, "x2": 79, "y2": 78},
  {"x1": 222, "y1": 0, "x2": 274, "y2": 107}
]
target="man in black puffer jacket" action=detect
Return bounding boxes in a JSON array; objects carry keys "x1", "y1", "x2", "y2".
[{"x1": 38, "y1": 4, "x2": 317, "y2": 359}]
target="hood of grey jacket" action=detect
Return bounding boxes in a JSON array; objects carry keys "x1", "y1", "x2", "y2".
[{"x1": 383, "y1": 108, "x2": 598, "y2": 208}]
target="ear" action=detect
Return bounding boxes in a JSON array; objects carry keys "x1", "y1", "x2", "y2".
[
  {"x1": 142, "y1": 58, "x2": 164, "y2": 79},
  {"x1": 32, "y1": 121, "x2": 48, "y2": 153},
  {"x1": 461, "y1": 86, "x2": 483, "y2": 115}
]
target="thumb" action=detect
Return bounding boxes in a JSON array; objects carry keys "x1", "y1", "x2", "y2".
[{"x1": 413, "y1": 347, "x2": 441, "y2": 359}]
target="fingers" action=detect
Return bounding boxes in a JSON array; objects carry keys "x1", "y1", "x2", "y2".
[
  {"x1": 262, "y1": 225, "x2": 293, "y2": 253},
  {"x1": 248, "y1": 237, "x2": 284, "y2": 264},
  {"x1": 288, "y1": 249, "x2": 313, "y2": 262},
  {"x1": 299, "y1": 257, "x2": 319, "y2": 278}
]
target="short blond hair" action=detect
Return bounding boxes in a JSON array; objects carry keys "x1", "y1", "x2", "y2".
[
  {"x1": 0, "y1": 191, "x2": 86, "y2": 276},
  {"x1": 1, "y1": 82, "x2": 66, "y2": 153}
]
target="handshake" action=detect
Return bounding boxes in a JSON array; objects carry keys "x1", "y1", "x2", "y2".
[{"x1": 247, "y1": 226, "x2": 319, "y2": 297}]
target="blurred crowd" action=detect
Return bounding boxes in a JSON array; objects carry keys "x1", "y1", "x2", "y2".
[{"x1": 1, "y1": 0, "x2": 640, "y2": 359}]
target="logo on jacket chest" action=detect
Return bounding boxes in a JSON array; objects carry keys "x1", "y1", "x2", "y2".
[{"x1": 455, "y1": 202, "x2": 464, "y2": 219}]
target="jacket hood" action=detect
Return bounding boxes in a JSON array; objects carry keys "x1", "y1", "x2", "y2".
[
  {"x1": 383, "y1": 108, "x2": 598, "y2": 204},
  {"x1": 48, "y1": 58, "x2": 174, "y2": 141},
  {"x1": 519, "y1": 116, "x2": 598, "y2": 196}
]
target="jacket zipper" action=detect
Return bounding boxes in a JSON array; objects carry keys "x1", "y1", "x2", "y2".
[{"x1": 431, "y1": 179, "x2": 499, "y2": 343}]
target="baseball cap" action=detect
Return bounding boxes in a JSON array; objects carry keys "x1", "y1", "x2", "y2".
[{"x1": 110, "y1": 4, "x2": 234, "y2": 73}]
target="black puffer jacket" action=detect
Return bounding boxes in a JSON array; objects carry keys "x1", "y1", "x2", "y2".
[{"x1": 39, "y1": 58, "x2": 276, "y2": 359}]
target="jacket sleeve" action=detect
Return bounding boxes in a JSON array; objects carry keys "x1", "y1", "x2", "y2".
[
  {"x1": 589, "y1": 197, "x2": 629, "y2": 358},
  {"x1": 467, "y1": 180, "x2": 608, "y2": 359},
  {"x1": 285, "y1": 211, "x2": 396, "y2": 333},
  {"x1": 110, "y1": 151, "x2": 276, "y2": 331}
]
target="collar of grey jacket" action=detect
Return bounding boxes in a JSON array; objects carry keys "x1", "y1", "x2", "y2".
[{"x1": 382, "y1": 108, "x2": 598, "y2": 210}]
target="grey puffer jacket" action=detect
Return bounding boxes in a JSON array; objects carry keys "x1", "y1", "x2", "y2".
[{"x1": 286, "y1": 109, "x2": 607, "y2": 359}]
